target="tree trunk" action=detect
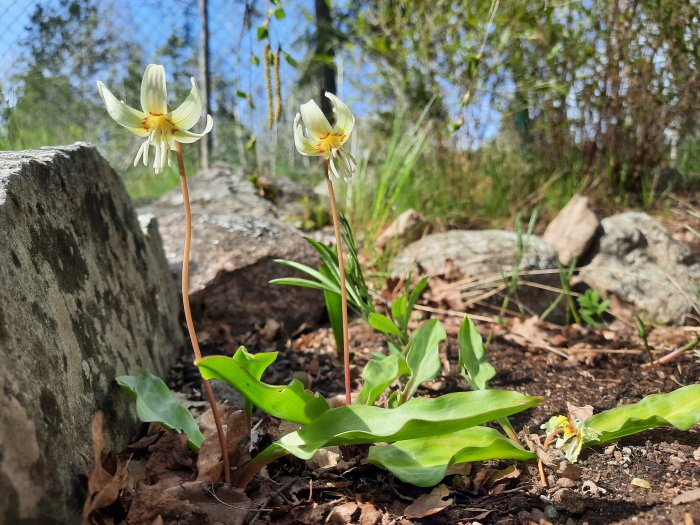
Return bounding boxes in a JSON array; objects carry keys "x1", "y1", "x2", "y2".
[
  {"x1": 315, "y1": 0, "x2": 337, "y2": 120},
  {"x1": 198, "y1": 0, "x2": 211, "y2": 169}
]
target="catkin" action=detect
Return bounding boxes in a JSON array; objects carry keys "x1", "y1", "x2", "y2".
[
  {"x1": 264, "y1": 43, "x2": 273, "y2": 129},
  {"x1": 273, "y1": 48, "x2": 282, "y2": 122}
]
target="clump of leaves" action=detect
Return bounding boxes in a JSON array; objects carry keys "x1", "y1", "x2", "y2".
[{"x1": 576, "y1": 289, "x2": 610, "y2": 327}]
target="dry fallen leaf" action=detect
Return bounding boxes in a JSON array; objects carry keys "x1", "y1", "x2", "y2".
[
  {"x1": 81, "y1": 411, "x2": 132, "y2": 524},
  {"x1": 673, "y1": 488, "x2": 700, "y2": 505},
  {"x1": 567, "y1": 403, "x2": 594, "y2": 422},
  {"x1": 631, "y1": 478, "x2": 651, "y2": 489},
  {"x1": 196, "y1": 406, "x2": 250, "y2": 482},
  {"x1": 404, "y1": 484, "x2": 453, "y2": 519},
  {"x1": 326, "y1": 502, "x2": 359, "y2": 524}
]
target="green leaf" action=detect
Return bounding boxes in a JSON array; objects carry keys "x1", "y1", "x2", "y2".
[
  {"x1": 236, "y1": 90, "x2": 248, "y2": 99},
  {"x1": 231, "y1": 347, "x2": 277, "y2": 421},
  {"x1": 356, "y1": 353, "x2": 401, "y2": 405},
  {"x1": 320, "y1": 262, "x2": 344, "y2": 361},
  {"x1": 585, "y1": 384, "x2": 700, "y2": 445},
  {"x1": 282, "y1": 51, "x2": 297, "y2": 67},
  {"x1": 196, "y1": 355, "x2": 330, "y2": 425},
  {"x1": 273, "y1": 259, "x2": 340, "y2": 294},
  {"x1": 257, "y1": 25, "x2": 269, "y2": 41},
  {"x1": 368, "y1": 313, "x2": 403, "y2": 339},
  {"x1": 458, "y1": 316, "x2": 496, "y2": 391},
  {"x1": 257, "y1": 390, "x2": 541, "y2": 462},
  {"x1": 269, "y1": 276, "x2": 336, "y2": 293},
  {"x1": 116, "y1": 369, "x2": 204, "y2": 451},
  {"x1": 368, "y1": 427, "x2": 536, "y2": 486},
  {"x1": 273, "y1": 6, "x2": 285, "y2": 19},
  {"x1": 401, "y1": 320, "x2": 446, "y2": 402}
]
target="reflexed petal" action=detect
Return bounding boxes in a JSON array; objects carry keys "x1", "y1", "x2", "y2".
[
  {"x1": 300, "y1": 99, "x2": 332, "y2": 139},
  {"x1": 97, "y1": 81, "x2": 147, "y2": 129},
  {"x1": 294, "y1": 113, "x2": 321, "y2": 156},
  {"x1": 173, "y1": 114, "x2": 214, "y2": 143},
  {"x1": 171, "y1": 77, "x2": 203, "y2": 130},
  {"x1": 325, "y1": 92, "x2": 354, "y2": 137},
  {"x1": 140, "y1": 64, "x2": 168, "y2": 114}
]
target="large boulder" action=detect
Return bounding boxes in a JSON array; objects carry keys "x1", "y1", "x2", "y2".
[
  {"x1": 139, "y1": 166, "x2": 324, "y2": 339},
  {"x1": 392, "y1": 230, "x2": 564, "y2": 319},
  {"x1": 0, "y1": 144, "x2": 184, "y2": 524},
  {"x1": 577, "y1": 212, "x2": 700, "y2": 323}
]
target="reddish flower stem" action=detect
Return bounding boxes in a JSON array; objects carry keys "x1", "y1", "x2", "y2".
[
  {"x1": 324, "y1": 161, "x2": 352, "y2": 405},
  {"x1": 175, "y1": 142, "x2": 231, "y2": 486}
]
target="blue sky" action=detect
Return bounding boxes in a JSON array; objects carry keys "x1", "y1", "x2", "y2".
[{"x1": 0, "y1": 0, "x2": 501, "y2": 143}]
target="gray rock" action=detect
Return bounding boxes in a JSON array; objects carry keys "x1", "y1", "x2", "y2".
[
  {"x1": 543, "y1": 195, "x2": 599, "y2": 265},
  {"x1": 140, "y1": 166, "x2": 324, "y2": 337},
  {"x1": 0, "y1": 144, "x2": 183, "y2": 524},
  {"x1": 392, "y1": 230, "x2": 564, "y2": 319},
  {"x1": 578, "y1": 212, "x2": 700, "y2": 323}
]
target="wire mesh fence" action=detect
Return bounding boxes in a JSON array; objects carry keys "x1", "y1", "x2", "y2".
[{"x1": 0, "y1": 0, "x2": 314, "y2": 195}]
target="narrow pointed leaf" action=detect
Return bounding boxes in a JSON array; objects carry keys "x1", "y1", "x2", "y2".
[
  {"x1": 368, "y1": 313, "x2": 403, "y2": 338},
  {"x1": 356, "y1": 353, "x2": 401, "y2": 405},
  {"x1": 368, "y1": 427, "x2": 535, "y2": 486},
  {"x1": 585, "y1": 384, "x2": 700, "y2": 445},
  {"x1": 458, "y1": 316, "x2": 496, "y2": 391},
  {"x1": 116, "y1": 369, "x2": 204, "y2": 451},
  {"x1": 196, "y1": 355, "x2": 330, "y2": 425},
  {"x1": 269, "y1": 277, "x2": 337, "y2": 293},
  {"x1": 258, "y1": 390, "x2": 541, "y2": 460},
  {"x1": 320, "y1": 262, "x2": 344, "y2": 361}
]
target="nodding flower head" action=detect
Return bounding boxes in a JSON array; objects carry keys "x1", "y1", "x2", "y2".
[
  {"x1": 97, "y1": 64, "x2": 213, "y2": 174},
  {"x1": 294, "y1": 92, "x2": 356, "y2": 181}
]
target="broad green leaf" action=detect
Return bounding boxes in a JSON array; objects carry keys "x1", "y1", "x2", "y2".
[
  {"x1": 116, "y1": 369, "x2": 204, "y2": 451},
  {"x1": 256, "y1": 390, "x2": 541, "y2": 462},
  {"x1": 320, "y1": 262, "x2": 344, "y2": 361},
  {"x1": 196, "y1": 355, "x2": 330, "y2": 425},
  {"x1": 401, "y1": 320, "x2": 446, "y2": 402},
  {"x1": 407, "y1": 276, "x2": 429, "y2": 314},
  {"x1": 368, "y1": 313, "x2": 403, "y2": 339},
  {"x1": 458, "y1": 316, "x2": 496, "y2": 390},
  {"x1": 231, "y1": 347, "x2": 278, "y2": 421},
  {"x1": 368, "y1": 427, "x2": 535, "y2": 486},
  {"x1": 585, "y1": 384, "x2": 700, "y2": 444},
  {"x1": 356, "y1": 353, "x2": 401, "y2": 405}
]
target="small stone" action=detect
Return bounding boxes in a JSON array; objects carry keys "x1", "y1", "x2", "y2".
[
  {"x1": 544, "y1": 505, "x2": 559, "y2": 519},
  {"x1": 557, "y1": 478, "x2": 575, "y2": 488}
]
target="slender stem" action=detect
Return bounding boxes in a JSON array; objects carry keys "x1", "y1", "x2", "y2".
[
  {"x1": 324, "y1": 161, "x2": 352, "y2": 405},
  {"x1": 175, "y1": 142, "x2": 231, "y2": 486}
]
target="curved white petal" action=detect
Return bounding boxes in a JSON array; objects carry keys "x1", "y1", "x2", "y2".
[
  {"x1": 140, "y1": 64, "x2": 168, "y2": 114},
  {"x1": 174, "y1": 114, "x2": 214, "y2": 144},
  {"x1": 97, "y1": 81, "x2": 147, "y2": 129},
  {"x1": 171, "y1": 77, "x2": 203, "y2": 130},
  {"x1": 300, "y1": 99, "x2": 332, "y2": 139},
  {"x1": 294, "y1": 113, "x2": 321, "y2": 156},
  {"x1": 325, "y1": 92, "x2": 355, "y2": 137}
]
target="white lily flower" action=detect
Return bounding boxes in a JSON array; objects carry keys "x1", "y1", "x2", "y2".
[
  {"x1": 97, "y1": 64, "x2": 213, "y2": 174},
  {"x1": 294, "y1": 92, "x2": 356, "y2": 180}
]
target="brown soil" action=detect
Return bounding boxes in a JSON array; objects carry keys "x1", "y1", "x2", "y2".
[{"x1": 141, "y1": 314, "x2": 700, "y2": 525}]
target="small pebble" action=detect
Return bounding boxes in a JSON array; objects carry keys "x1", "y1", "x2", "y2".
[
  {"x1": 557, "y1": 477, "x2": 575, "y2": 488},
  {"x1": 544, "y1": 505, "x2": 559, "y2": 519}
]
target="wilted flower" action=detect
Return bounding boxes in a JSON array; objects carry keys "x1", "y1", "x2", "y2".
[
  {"x1": 294, "y1": 92, "x2": 356, "y2": 180},
  {"x1": 97, "y1": 64, "x2": 213, "y2": 174},
  {"x1": 541, "y1": 415, "x2": 601, "y2": 463}
]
